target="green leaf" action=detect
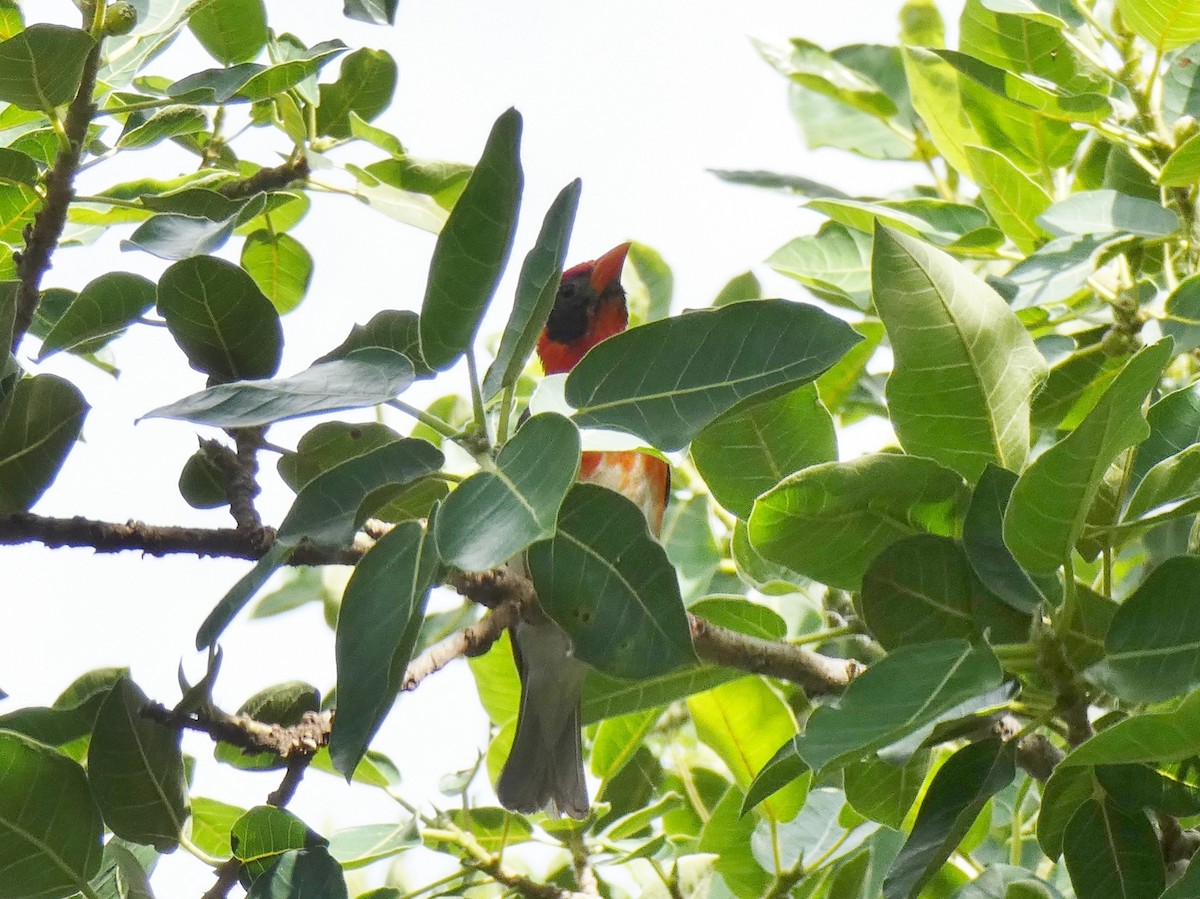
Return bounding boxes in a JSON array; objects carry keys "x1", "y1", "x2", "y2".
[
  {"x1": 933, "y1": 49, "x2": 1110, "y2": 122},
  {"x1": 844, "y1": 751, "x2": 931, "y2": 829},
  {"x1": 1086, "y1": 556, "x2": 1200, "y2": 702},
  {"x1": 343, "y1": 0, "x2": 398, "y2": 24},
  {"x1": 581, "y1": 665, "x2": 744, "y2": 724},
  {"x1": 157, "y1": 255, "x2": 282, "y2": 381},
  {"x1": 963, "y1": 464, "x2": 1060, "y2": 613},
  {"x1": 767, "y1": 222, "x2": 873, "y2": 309},
  {"x1": 361, "y1": 155, "x2": 472, "y2": 209},
  {"x1": 88, "y1": 840, "x2": 155, "y2": 899},
  {"x1": 712, "y1": 271, "x2": 761, "y2": 307},
  {"x1": 117, "y1": 104, "x2": 208, "y2": 150},
  {"x1": 318, "y1": 309, "x2": 430, "y2": 376},
  {"x1": 748, "y1": 454, "x2": 968, "y2": 590},
  {"x1": 0, "y1": 729, "x2": 103, "y2": 898},
  {"x1": 698, "y1": 787, "x2": 771, "y2": 897},
  {"x1": 123, "y1": 212, "x2": 238, "y2": 260},
  {"x1": 37, "y1": 272, "x2": 155, "y2": 360},
  {"x1": 741, "y1": 735, "x2": 811, "y2": 817},
  {"x1": 1038, "y1": 190, "x2": 1181, "y2": 238},
  {"x1": 797, "y1": 640, "x2": 1004, "y2": 773},
  {"x1": 626, "y1": 241, "x2": 674, "y2": 324},
  {"x1": 977, "y1": 0, "x2": 1083, "y2": 27},
  {"x1": 316, "y1": 47, "x2": 397, "y2": 137},
  {"x1": 567, "y1": 299, "x2": 862, "y2": 451},
  {"x1": 214, "y1": 682, "x2": 321, "y2": 771},
  {"x1": 144, "y1": 349, "x2": 413, "y2": 428},
  {"x1": 689, "y1": 677, "x2": 806, "y2": 821},
  {"x1": 1004, "y1": 340, "x2": 1172, "y2": 572},
  {"x1": 774, "y1": 37, "x2": 897, "y2": 117},
  {"x1": 167, "y1": 43, "x2": 348, "y2": 104},
  {"x1": 189, "y1": 0, "x2": 267, "y2": 65},
  {"x1": 1124, "y1": 443, "x2": 1200, "y2": 522},
  {"x1": 1062, "y1": 796, "x2": 1163, "y2": 899},
  {"x1": 967, "y1": 145, "x2": 1053, "y2": 253},
  {"x1": 1116, "y1": 0, "x2": 1200, "y2": 51},
  {"x1": 327, "y1": 821, "x2": 418, "y2": 869},
  {"x1": 0, "y1": 24, "x2": 95, "y2": 111},
  {"x1": 861, "y1": 535, "x2": 978, "y2": 649},
  {"x1": 873, "y1": 226, "x2": 1046, "y2": 481},
  {"x1": 189, "y1": 796, "x2": 243, "y2": 860},
  {"x1": 232, "y1": 806, "x2": 326, "y2": 883},
  {"x1": 883, "y1": 739, "x2": 1016, "y2": 899},
  {"x1": 0, "y1": 374, "x2": 88, "y2": 512},
  {"x1": 591, "y1": 709, "x2": 659, "y2": 783},
  {"x1": 1003, "y1": 234, "x2": 1129, "y2": 310},
  {"x1": 902, "y1": 46, "x2": 982, "y2": 178},
  {"x1": 691, "y1": 384, "x2": 836, "y2": 518},
  {"x1": 241, "y1": 231, "x2": 313, "y2": 314},
  {"x1": 87, "y1": 678, "x2": 188, "y2": 852},
  {"x1": 481, "y1": 179, "x2": 580, "y2": 399},
  {"x1": 1162, "y1": 275, "x2": 1200, "y2": 353},
  {"x1": 660, "y1": 496, "x2": 720, "y2": 605},
  {"x1": 331, "y1": 521, "x2": 438, "y2": 779},
  {"x1": 418, "y1": 108, "x2": 522, "y2": 370},
  {"x1": 1162, "y1": 846, "x2": 1200, "y2": 899},
  {"x1": 0, "y1": 147, "x2": 37, "y2": 186},
  {"x1": 1062, "y1": 690, "x2": 1200, "y2": 769},
  {"x1": 277, "y1": 421, "x2": 402, "y2": 491},
  {"x1": 527, "y1": 483, "x2": 695, "y2": 679},
  {"x1": 1164, "y1": 41, "x2": 1200, "y2": 121},
  {"x1": 808, "y1": 197, "x2": 993, "y2": 248},
  {"x1": 1159, "y1": 131, "x2": 1200, "y2": 186},
  {"x1": 436, "y1": 413, "x2": 579, "y2": 572},
  {"x1": 0, "y1": 669, "x2": 122, "y2": 749},
  {"x1": 1133, "y1": 385, "x2": 1200, "y2": 483}
]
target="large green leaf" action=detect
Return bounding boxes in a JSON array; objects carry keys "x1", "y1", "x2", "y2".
[
  {"x1": 328, "y1": 822, "x2": 418, "y2": 869},
  {"x1": 767, "y1": 222, "x2": 873, "y2": 310},
  {"x1": 0, "y1": 667, "x2": 125, "y2": 749},
  {"x1": 1087, "y1": 556, "x2": 1200, "y2": 702},
  {"x1": 526, "y1": 483, "x2": 695, "y2": 679},
  {"x1": 318, "y1": 309, "x2": 430, "y2": 376},
  {"x1": 244, "y1": 848, "x2": 348, "y2": 898},
  {"x1": 689, "y1": 678, "x2": 806, "y2": 821},
  {"x1": 143, "y1": 348, "x2": 414, "y2": 428},
  {"x1": 167, "y1": 42, "x2": 348, "y2": 104},
  {"x1": 1061, "y1": 689, "x2": 1200, "y2": 768},
  {"x1": 567, "y1": 299, "x2": 861, "y2": 451},
  {"x1": 844, "y1": 751, "x2": 931, "y2": 829},
  {"x1": 1132, "y1": 385, "x2": 1200, "y2": 483},
  {"x1": 808, "y1": 197, "x2": 993, "y2": 248},
  {"x1": 933, "y1": 49, "x2": 1109, "y2": 122},
  {"x1": 418, "y1": 108, "x2": 522, "y2": 370},
  {"x1": 873, "y1": 226, "x2": 1046, "y2": 481},
  {"x1": 1004, "y1": 340, "x2": 1172, "y2": 572},
  {"x1": 690, "y1": 384, "x2": 836, "y2": 519},
  {"x1": 0, "y1": 24, "x2": 95, "y2": 111},
  {"x1": 481, "y1": 180, "x2": 580, "y2": 399},
  {"x1": 189, "y1": 0, "x2": 267, "y2": 65},
  {"x1": 116, "y1": 104, "x2": 208, "y2": 150},
  {"x1": 331, "y1": 521, "x2": 438, "y2": 779},
  {"x1": 902, "y1": 46, "x2": 982, "y2": 178},
  {"x1": 241, "y1": 231, "x2": 313, "y2": 314},
  {"x1": 769, "y1": 37, "x2": 897, "y2": 118},
  {"x1": 1038, "y1": 190, "x2": 1180, "y2": 238},
  {"x1": 232, "y1": 805, "x2": 326, "y2": 883},
  {"x1": 966, "y1": 145, "x2": 1053, "y2": 253},
  {"x1": 861, "y1": 535, "x2": 978, "y2": 649},
  {"x1": 87, "y1": 679, "x2": 188, "y2": 852},
  {"x1": 962, "y1": 464, "x2": 1060, "y2": 612},
  {"x1": 0, "y1": 374, "x2": 88, "y2": 512},
  {"x1": 36, "y1": 272, "x2": 156, "y2": 360},
  {"x1": 123, "y1": 212, "x2": 238, "y2": 260},
  {"x1": 0, "y1": 730, "x2": 103, "y2": 899},
  {"x1": 157, "y1": 255, "x2": 282, "y2": 382},
  {"x1": 1123, "y1": 444, "x2": 1200, "y2": 523},
  {"x1": 883, "y1": 739, "x2": 1015, "y2": 899},
  {"x1": 315, "y1": 47, "x2": 396, "y2": 137},
  {"x1": 797, "y1": 640, "x2": 1004, "y2": 774},
  {"x1": 436, "y1": 413, "x2": 578, "y2": 571},
  {"x1": 1117, "y1": 0, "x2": 1200, "y2": 51},
  {"x1": 748, "y1": 454, "x2": 968, "y2": 590},
  {"x1": 1062, "y1": 796, "x2": 1163, "y2": 899}
]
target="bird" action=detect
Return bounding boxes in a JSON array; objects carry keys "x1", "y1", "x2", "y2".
[{"x1": 496, "y1": 242, "x2": 671, "y2": 818}]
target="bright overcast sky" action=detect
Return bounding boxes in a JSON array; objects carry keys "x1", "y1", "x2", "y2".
[{"x1": 10, "y1": 0, "x2": 961, "y2": 892}]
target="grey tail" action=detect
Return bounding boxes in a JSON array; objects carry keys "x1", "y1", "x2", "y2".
[{"x1": 496, "y1": 624, "x2": 589, "y2": 819}]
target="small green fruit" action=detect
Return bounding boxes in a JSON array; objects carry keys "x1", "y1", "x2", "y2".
[{"x1": 103, "y1": 2, "x2": 138, "y2": 36}]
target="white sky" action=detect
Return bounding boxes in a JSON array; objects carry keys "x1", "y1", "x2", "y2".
[{"x1": 7, "y1": 0, "x2": 959, "y2": 893}]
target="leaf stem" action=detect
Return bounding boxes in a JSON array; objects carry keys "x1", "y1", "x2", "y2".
[
  {"x1": 180, "y1": 833, "x2": 224, "y2": 867},
  {"x1": 465, "y1": 346, "x2": 490, "y2": 447},
  {"x1": 387, "y1": 399, "x2": 460, "y2": 440},
  {"x1": 496, "y1": 381, "x2": 516, "y2": 446},
  {"x1": 789, "y1": 624, "x2": 855, "y2": 647}
]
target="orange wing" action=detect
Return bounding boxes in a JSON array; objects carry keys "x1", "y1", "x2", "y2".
[{"x1": 579, "y1": 450, "x2": 670, "y2": 536}]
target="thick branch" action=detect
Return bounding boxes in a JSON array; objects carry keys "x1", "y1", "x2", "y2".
[
  {"x1": 218, "y1": 155, "x2": 310, "y2": 199},
  {"x1": 143, "y1": 702, "x2": 332, "y2": 758},
  {"x1": 11, "y1": 41, "x2": 102, "y2": 352}
]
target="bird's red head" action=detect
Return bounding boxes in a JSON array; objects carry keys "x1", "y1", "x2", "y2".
[{"x1": 537, "y1": 242, "x2": 631, "y2": 375}]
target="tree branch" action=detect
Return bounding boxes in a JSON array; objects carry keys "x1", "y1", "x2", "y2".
[
  {"x1": 11, "y1": 39, "x2": 103, "y2": 352},
  {"x1": 402, "y1": 600, "x2": 522, "y2": 692}
]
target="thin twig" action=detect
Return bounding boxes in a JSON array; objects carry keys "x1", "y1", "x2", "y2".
[{"x1": 402, "y1": 602, "x2": 522, "y2": 692}]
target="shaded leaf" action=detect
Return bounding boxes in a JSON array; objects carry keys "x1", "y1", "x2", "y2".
[
  {"x1": 331, "y1": 521, "x2": 438, "y2": 778},
  {"x1": 123, "y1": 212, "x2": 238, "y2": 260},
  {"x1": 527, "y1": 483, "x2": 695, "y2": 679},
  {"x1": 567, "y1": 299, "x2": 862, "y2": 451},
  {"x1": 241, "y1": 231, "x2": 313, "y2": 314},
  {"x1": 189, "y1": 0, "x2": 267, "y2": 65},
  {"x1": 0, "y1": 25, "x2": 94, "y2": 111},
  {"x1": 419, "y1": 108, "x2": 522, "y2": 370},
  {"x1": 1062, "y1": 796, "x2": 1163, "y2": 899},
  {"x1": 157, "y1": 255, "x2": 282, "y2": 382},
  {"x1": 38, "y1": 272, "x2": 155, "y2": 360},
  {"x1": 436, "y1": 413, "x2": 579, "y2": 572},
  {"x1": 1038, "y1": 190, "x2": 1180, "y2": 238},
  {"x1": 767, "y1": 222, "x2": 873, "y2": 309},
  {"x1": 844, "y1": 751, "x2": 931, "y2": 829},
  {"x1": 482, "y1": 179, "x2": 580, "y2": 399},
  {"x1": 144, "y1": 348, "x2": 412, "y2": 428},
  {"x1": 748, "y1": 454, "x2": 968, "y2": 590},
  {"x1": 1004, "y1": 340, "x2": 1172, "y2": 572},
  {"x1": 861, "y1": 535, "x2": 977, "y2": 648},
  {"x1": 88, "y1": 679, "x2": 188, "y2": 852},
  {"x1": 0, "y1": 374, "x2": 88, "y2": 512},
  {"x1": 328, "y1": 821, "x2": 418, "y2": 869},
  {"x1": 316, "y1": 47, "x2": 396, "y2": 137},
  {"x1": 232, "y1": 806, "x2": 326, "y2": 883},
  {"x1": 116, "y1": 104, "x2": 208, "y2": 150}
]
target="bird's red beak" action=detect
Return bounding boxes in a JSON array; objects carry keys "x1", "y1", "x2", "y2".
[{"x1": 589, "y1": 242, "x2": 631, "y2": 293}]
